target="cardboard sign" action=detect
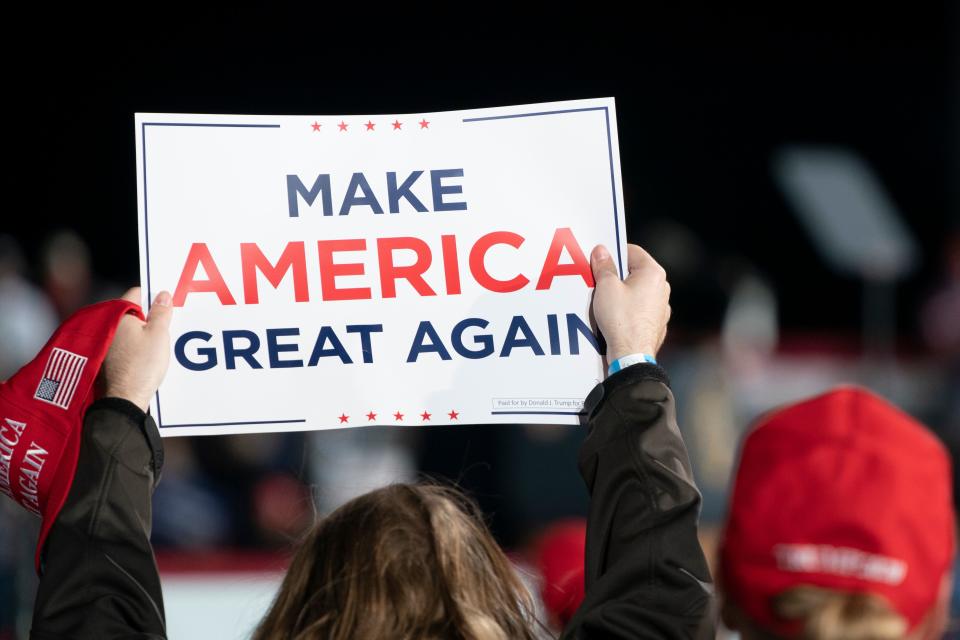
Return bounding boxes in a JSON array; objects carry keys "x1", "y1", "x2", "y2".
[{"x1": 136, "y1": 98, "x2": 627, "y2": 436}]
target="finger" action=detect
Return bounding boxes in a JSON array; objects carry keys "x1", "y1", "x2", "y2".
[
  {"x1": 121, "y1": 287, "x2": 141, "y2": 303},
  {"x1": 590, "y1": 245, "x2": 620, "y2": 282},
  {"x1": 626, "y1": 244, "x2": 666, "y2": 282},
  {"x1": 626, "y1": 244, "x2": 654, "y2": 273},
  {"x1": 146, "y1": 291, "x2": 173, "y2": 332}
]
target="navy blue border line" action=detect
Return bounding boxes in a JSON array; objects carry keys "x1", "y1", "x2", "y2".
[
  {"x1": 141, "y1": 121, "x2": 280, "y2": 429},
  {"x1": 162, "y1": 419, "x2": 307, "y2": 428},
  {"x1": 491, "y1": 411, "x2": 584, "y2": 416},
  {"x1": 142, "y1": 123, "x2": 283, "y2": 128},
  {"x1": 462, "y1": 105, "x2": 624, "y2": 277}
]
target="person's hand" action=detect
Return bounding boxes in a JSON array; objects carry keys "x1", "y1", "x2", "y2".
[
  {"x1": 102, "y1": 288, "x2": 173, "y2": 412},
  {"x1": 590, "y1": 244, "x2": 671, "y2": 366}
]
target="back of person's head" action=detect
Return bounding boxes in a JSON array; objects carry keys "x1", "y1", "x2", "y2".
[
  {"x1": 253, "y1": 483, "x2": 540, "y2": 640},
  {"x1": 719, "y1": 386, "x2": 956, "y2": 640}
]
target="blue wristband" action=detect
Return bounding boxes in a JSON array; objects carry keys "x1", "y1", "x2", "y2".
[{"x1": 607, "y1": 353, "x2": 657, "y2": 377}]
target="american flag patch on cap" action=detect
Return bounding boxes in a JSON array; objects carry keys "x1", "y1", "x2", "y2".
[{"x1": 34, "y1": 348, "x2": 88, "y2": 410}]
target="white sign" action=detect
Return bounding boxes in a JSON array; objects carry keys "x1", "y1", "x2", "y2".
[{"x1": 136, "y1": 98, "x2": 627, "y2": 436}]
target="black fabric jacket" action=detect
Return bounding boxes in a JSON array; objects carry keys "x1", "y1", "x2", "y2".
[
  {"x1": 561, "y1": 363, "x2": 714, "y2": 639},
  {"x1": 31, "y1": 398, "x2": 166, "y2": 640},
  {"x1": 30, "y1": 364, "x2": 713, "y2": 639}
]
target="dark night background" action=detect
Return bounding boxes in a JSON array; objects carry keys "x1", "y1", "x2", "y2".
[{"x1": 6, "y1": 4, "x2": 957, "y2": 336}]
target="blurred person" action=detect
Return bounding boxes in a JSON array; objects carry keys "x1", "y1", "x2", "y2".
[
  {"x1": 190, "y1": 430, "x2": 313, "y2": 546},
  {"x1": 41, "y1": 230, "x2": 123, "y2": 320},
  {"x1": 529, "y1": 518, "x2": 587, "y2": 631},
  {"x1": 921, "y1": 233, "x2": 960, "y2": 545},
  {"x1": 149, "y1": 437, "x2": 233, "y2": 549},
  {"x1": 40, "y1": 230, "x2": 93, "y2": 319},
  {"x1": 719, "y1": 387, "x2": 955, "y2": 640},
  {"x1": 720, "y1": 264, "x2": 778, "y2": 373},
  {"x1": 0, "y1": 235, "x2": 58, "y2": 378},
  {"x1": 251, "y1": 472, "x2": 314, "y2": 544},
  {"x1": 11, "y1": 243, "x2": 715, "y2": 639},
  {"x1": 921, "y1": 232, "x2": 960, "y2": 358},
  {"x1": 309, "y1": 425, "x2": 418, "y2": 518}
]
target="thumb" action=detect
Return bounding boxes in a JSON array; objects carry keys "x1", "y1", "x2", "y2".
[
  {"x1": 146, "y1": 291, "x2": 173, "y2": 331},
  {"x1": 590, "y1": 245, "x2": 620, "y2": 283}
]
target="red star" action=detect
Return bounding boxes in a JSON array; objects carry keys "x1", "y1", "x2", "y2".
[
  {"x1": 338, "y1": 413, "x2": 349, "y2": 424},
  {"x1": 392, "y1": 120, "x2": 402, "y2": 130},
  {"x1": 394, "y1": 411, "x2": 404, "y2": 421},
  {"x1": 448, "y1": 410, "x2": 459, "y2": 420},
  {"x1": 338, "y1": 121, "x2": 348, "y2": 131},
  {"x1": 311, "y1": 121, "x2": 321, "y2": 131},
  {"x1": 366, "y1": 411, "x2": 377, "y2": 421},
  {"x1": 365, "y1": 120, "x2": 376, "y2": 131},
  {"x1": 420, "y1": 411, "x2": 432, "y2": 421},
  {"x1": 419, "y1": 119, "x2": 430, "y2": 129}
]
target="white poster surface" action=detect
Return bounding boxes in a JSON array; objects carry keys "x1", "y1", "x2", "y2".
[{"x1": 136, "y1": 98, "x2": 626, "y2": 436}]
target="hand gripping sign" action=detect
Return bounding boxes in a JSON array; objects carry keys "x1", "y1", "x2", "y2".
[{"x1": 136, "y1": 98, "x2": 627, "y2": 436}]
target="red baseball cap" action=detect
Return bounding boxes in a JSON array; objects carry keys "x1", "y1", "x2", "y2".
[
  {"x1": 534, "y1": 518, "x2": 587, "y2": 626},
  {"x1": 0, "y1": 298, "x2": 143, "y2": 571},
  {"x1": 719, "y1": 386, "x2": 956, "y2": 636}
]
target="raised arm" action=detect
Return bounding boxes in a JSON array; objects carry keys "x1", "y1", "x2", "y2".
[
  {"x1": 561, "y1": 245, "x2": 714, "y2": 639},
  {"x1": 31, "y1": 289, "x2": 172, "y2": 640}
]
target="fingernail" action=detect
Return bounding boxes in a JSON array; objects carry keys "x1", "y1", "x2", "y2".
[
  {"x1": 593, "y1": 245, "x2": 610, "y2": 262},
  {"x1": 154, "y1": 291, "x2": 172, "y2": 307}
]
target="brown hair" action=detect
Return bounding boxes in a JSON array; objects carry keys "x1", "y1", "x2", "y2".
[
  {"x1": 252, "y1": 483, "x2": 543, "y2": 640},
  {"x1": 729, "y1": 586, "x2": 908, "y2": 640}
]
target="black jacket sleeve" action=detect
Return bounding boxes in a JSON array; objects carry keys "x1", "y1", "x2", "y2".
[
  {"x1": 30, "y1": 398, "x2": 167, "y2": 640},
  {"x1": 561, "y1": 364, "x2": 715, "y2": 640}
]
